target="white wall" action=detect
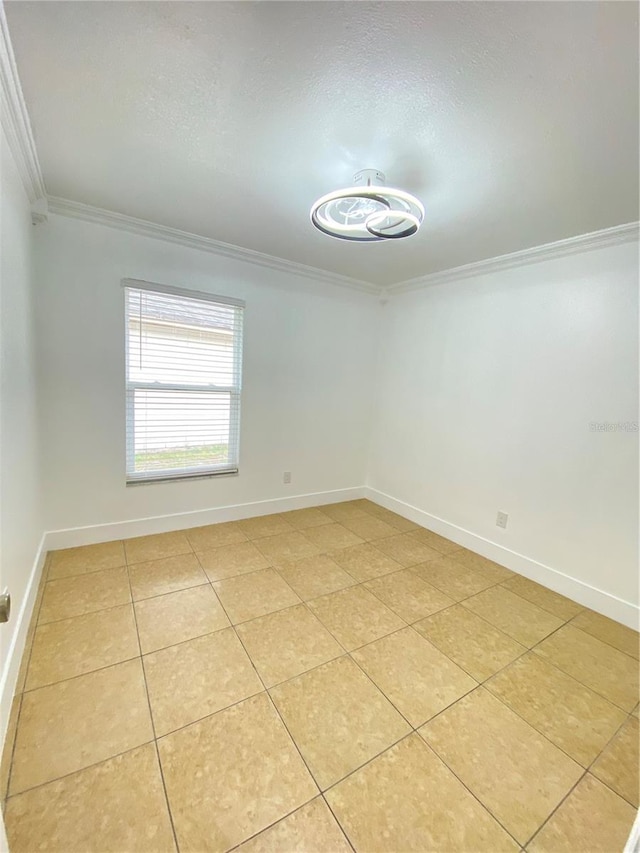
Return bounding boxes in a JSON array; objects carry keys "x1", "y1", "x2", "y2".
[
  {"x1": 369, "y1": 240, "x2": 639, "y2": 619},
  {"x1": 34, "y1": 215, "x2": 379, "y2": 534},
  {"x1": 0, "y1": 127, "x2": 43, "y2": 738}
]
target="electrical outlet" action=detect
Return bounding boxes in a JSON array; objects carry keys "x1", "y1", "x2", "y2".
[
  {"x1": 496, "y1": 511, "x2": 508, "y2": 529},
  {"x1": 283, "y1": 471, "x2": 292, "y2": 485}
]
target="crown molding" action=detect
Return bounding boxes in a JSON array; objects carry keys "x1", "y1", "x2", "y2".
[
  {"x1": 389, "y1": 221, "x2": 640, "y2": 295},
  {"x1": 0, "y1": 3, "x2": 45, "y2": 202},
  {"x1": 46, "y1": 196, "x2": 382, "y2": 295}
]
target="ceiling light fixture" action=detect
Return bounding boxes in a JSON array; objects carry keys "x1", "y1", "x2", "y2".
[{"x1": 310, "y1": 169, "x2": 424, "y2": 242}]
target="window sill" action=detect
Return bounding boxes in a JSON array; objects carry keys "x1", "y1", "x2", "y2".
[{"x1": 126, "y1": 469, "x2": 239, "y2": 486}]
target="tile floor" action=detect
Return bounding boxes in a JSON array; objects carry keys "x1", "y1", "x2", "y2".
[{"x1": 1, "y1": 499, "x2": 638, "y2": 852}]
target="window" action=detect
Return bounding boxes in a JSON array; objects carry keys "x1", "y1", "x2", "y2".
[{"x1": 124, "y1": 280, "x2": 244, "y2": 484}]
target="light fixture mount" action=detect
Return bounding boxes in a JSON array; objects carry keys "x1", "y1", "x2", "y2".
[{"x1": 310, "y1": 169, "x2": 424, "y2": 242}]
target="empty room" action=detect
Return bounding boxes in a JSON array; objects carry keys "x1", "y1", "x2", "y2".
[{"x1": 0, "y1": 1, "x2": 638, "y2": 851}]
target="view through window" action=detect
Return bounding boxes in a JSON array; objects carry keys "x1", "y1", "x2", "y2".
[{"x1": 124, "y1": 282, "x2": 244, "y2": 483}]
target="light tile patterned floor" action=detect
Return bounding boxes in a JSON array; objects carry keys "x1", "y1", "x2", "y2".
[{"x1": 1, "y1": 499, "x2": 638, "y2": 852}]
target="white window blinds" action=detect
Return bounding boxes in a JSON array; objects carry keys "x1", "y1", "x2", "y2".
[{"x1": 124, "y1": 281, "x2": 244, "y2": 483}]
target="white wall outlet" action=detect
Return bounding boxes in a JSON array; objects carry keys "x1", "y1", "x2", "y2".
[
  {"x1": 496, "y1": 511, "x2": 508, "y2": 529},
  {"x1": 283, "y1": 471, "x2": 292, "y2": 484}
]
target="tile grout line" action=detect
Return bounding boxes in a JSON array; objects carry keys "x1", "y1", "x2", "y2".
[
  {"x1": 522, "y1": 708, "x2": 637, "y2": 848},
  {"x1": 192, "y1": 530, "x2": 398, "y2": 851},
  {"x1": 10, "y1": 507, "x2": 638, "y2": 848},
  {"x1": 414, "y1": 727, "x2": 524, "y2": 848},
  {"x1": 208, "y1": 576, "x2": 330, "y2": 851},
  {"x1": 219, "y1": 567, "x2": 519, "y2": 850},
  {"x1": 412, "y1": 625, "x2": 637, "y2": 845},
  {"x1": 15, "y1": 567, "x2": 620, "y2": 827},
  {"x1": 16, "y1": 539, "x2": 633, "y2": 728},
  {"x1": 123, "y1": 557, "x2": 181, "y2": 853},
  {"x1": 222, "y1": 795, "x2": 355, "y2": 853},
  {"x1": 4, "y1": 740, "x2": 157, "y2": 803}
]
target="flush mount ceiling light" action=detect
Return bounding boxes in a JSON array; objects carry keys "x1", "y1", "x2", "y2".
[{"x1": 310, "y1": 169, "x2": 424, "y2": 242}]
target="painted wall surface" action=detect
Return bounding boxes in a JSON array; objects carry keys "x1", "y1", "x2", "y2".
[
  {"x1": 0, "y1": 128, "x2": 42, "y2": 732},
  {"x1": 34, "y1": 215, "x2": 379, "y2": 531},
  {"x1": 369, "y1": 241, "x2": 639, "y2": 609}
]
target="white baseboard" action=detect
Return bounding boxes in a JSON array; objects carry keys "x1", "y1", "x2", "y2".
[
  {"x1": 624, "y1": 809, "x2": 640, "y2": 853},
  {"x1": 0, "y1": 533, "x2": 47, "y2": 749},
  {"x1": 366, "y1": 487, "x2": 639, "y2": 630},
  {"x1": 44, "y1": 486, "x2": 367, "y2": 550}
]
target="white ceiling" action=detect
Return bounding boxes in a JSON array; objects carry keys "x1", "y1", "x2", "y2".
[{"x1": 5, "y1": 1, "x2": 639, "y2": 286}]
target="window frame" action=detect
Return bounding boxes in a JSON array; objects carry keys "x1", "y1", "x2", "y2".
[{"x1": 123, "y1": 278, "x2": 244, "y2": 485}]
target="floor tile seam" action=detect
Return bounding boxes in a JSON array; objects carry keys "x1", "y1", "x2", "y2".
[
  {"x1": 463, "y1": 581, "x2": 567, "y2": 626},
  {"x1": 346, "y1": 642, "x2": 481, "y2": 734},
  {"x1": 359, "y1": 571, "x2": 451, "y2": 624},
  {"x1": 230, "y1": 619, "x2": 346, "y2": 817},
  {"x1": 520, "y1": 764, "x2": 591, "y2": 850},
  {"x1": 327, "y1": 538, "x2": 407, "y2": 571},
  {"x1": 524, "y1": 761, "x2": 640, "y2": 851},
  {"x1": 28, "y1": 528, "x2": 631, "y2": 824},
  {"x1": 302, "y1": 585, "x2": 410, "y2": 650},
  {"x1": 287, "y1": 574, "x2": 404, "y2": 610},
  {"x1": 222, "y1": 794, "x2": 335, "y2": 853},
  {"x1": 141, "y1": 680, "x2": 631, "y2": 848},
  {"x1": 530, "y1": 648, "x2": 636, "y2": 715},
  {"x1": 588, "y1": 767, "x2": 640, "y2": 810},
  {"x1": 445, "y1": 624, "x2": 532, "y2": 685},
  {"x1": 415, "y1": 724, "x2": 542, "y2": 849},
  {"x1": 409, "y1": 616, "x2": 526, "y2": 684},
  {"x1": 191, "y1": 576, "x2": 271, "y2": 701},
  {"x1": 46, "y1": 561, "x2": 128, "y2": 583},
  {"x1": 249, "y1": 528, "x2": 322, "y2": 559},
  {"x1": 457, "y1": 597, "x2": 565, "y2": 648},
  {"x1": 343, "y1": 617, "x2": 492, "y2": 698},
  {"x1": 297, "y1": 600, "x2": 350, "y2": 655},
  {"x1": 22, "y1": 651, "x2": 145, "y2": 695},
  {"x1": 562, "y1": 612, "x2": 640, "y2": 662},
  {"x1": 125, "y1": 566, "x2": 181, "y2": 853},
  {"x1": 340, "y1": 650, "x2": 416, "y2": 732},
  {"x1": 260, "y1": 689, "x2": 327, "y2": 800},
  {"x1": 187, "y1": 529, "x2": 250, "y2": 550},
  {"x1": 5, "y1": 552, "x2": 54, "y2": 800},
  {"x1": 151, "y1": 685, "x2": 268, "y2": 742},
  {"x1": 124, "y1": 543, "x2": 195, "y2": 568},
  {"x1": 150, "y1": 740, "x2": 181, "y2": 853},
  {"x1": 30, "y1": 600, "x2": 137, "y2": 638},
  {"x1": 240, "y1": 523, "x2": 301, "y2": 543},
  {"x1": 131, "y1": 573, "x2": 230, "y2": 622},
  {"x1": 36, "y1": 597, "x2": 135, "y2": 628},
  {"x1": 319, "y1": 792, "x2": 358, "y2": 853},
  {"x1": 19, "y1": 552, "x2": 52, "y2": 674},
  {"x1": 261, "y1": 645, "x2": 353, "y2": 693},
  {"x1": 200, "y1": 572, "x2": 277, "y2": 635},
  {"x1": 416, "y1": 681, "x2": 591, "y2": 777},
  {"x1": 404, "y1": 565, "x2": 501, "y2": 602},
  {"x1": 553, "y1": 611, "x2": 640, "y2": 664},
  {"x1": 269, "y1": 560, "x2": 361, "y2": 600},
  {"x1": 479, "y1": 678, "x2": 613, "y2": 771},
  {"x1": 495, "y1": 579, "x2": 586, "y2": 623},
  {"x1": 409, "y1": 728, "x2": 525, "y2": 849},
  {"x1": 484, "y1": 640, "x2": 634, "y2": 724},
  {"x1": 526, "y1": 622, "x2": 638, "y2": 713},
  {"x1": 1, "y1": 692, "x2": 23, "y2": 812},
  {"x1": 271, "y1": 691, "x2": 414, "y2": 797},
  {"x1": 5, "y1": 739, "x2": 156, "y2": 801},
  {"x1": 192, "y1": 547, "x2": 277, "y2": 585},
  {"x1": 138, "y1": 618, "x2": 236, "y2": 657},
  {"x1": 584, "y1": 712, "x2": 640, "y2": 809}
]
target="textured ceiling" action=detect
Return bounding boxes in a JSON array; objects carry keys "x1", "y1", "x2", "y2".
[{"x1": 5, "y1": 1, "x2": 639, "y2": 286}]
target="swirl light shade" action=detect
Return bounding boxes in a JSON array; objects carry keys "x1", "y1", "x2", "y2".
[{"x1": 310, "y1": 169, "x2": 424, "y2": 242}]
